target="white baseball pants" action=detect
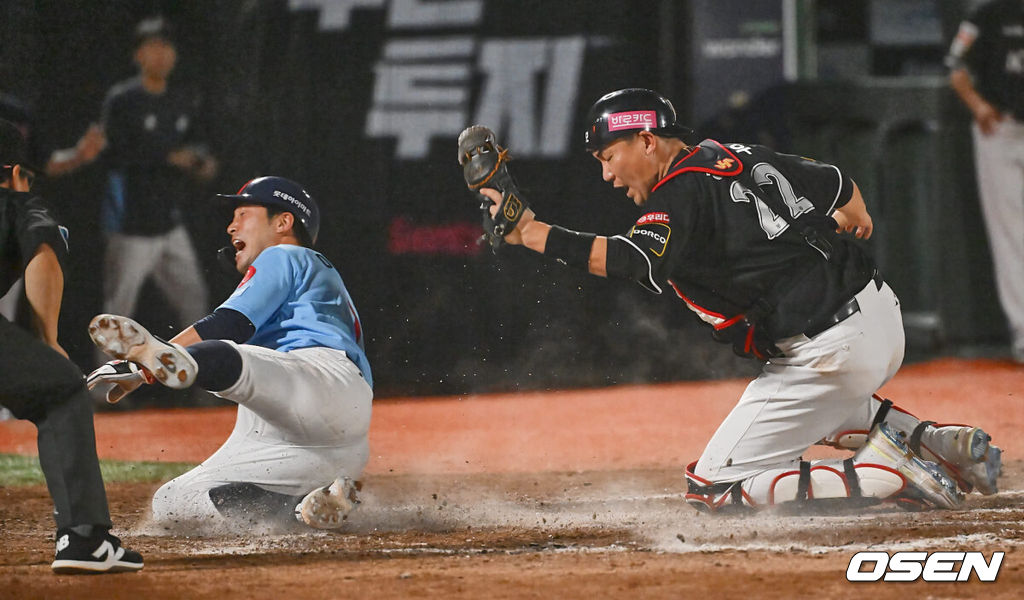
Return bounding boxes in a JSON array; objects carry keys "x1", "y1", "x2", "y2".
[
  {"x1": 150, "y1": 344, "x2": 372, "y2": 526},
  {"x1": 972, "y1": 117, "x2": 1024, "y2": 359},
  {"x1": 102, "y1": 225, "x2": 209, "y2": 330},
  {"x1": 695, "y1": 278, "x2": 905, "y2": 482}
]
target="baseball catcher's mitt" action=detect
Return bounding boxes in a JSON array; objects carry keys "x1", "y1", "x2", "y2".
[{"x1": 457, "y1": 125, "x2": 528, "y2": 251}]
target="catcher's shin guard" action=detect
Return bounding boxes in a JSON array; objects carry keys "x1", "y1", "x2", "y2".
[
  {"x1": 687, "y1": 459, "x2": 899, "y2": 513},
  {"x1": 855, "y1": 423, "x2": 963, "y2": 509},
  {"x1": 685, "y1": 424, "x2": 962, "y2": 514},
  {"x1": 819, "y1": 395, "x2": 896, "y2": 450},
  {"x1": 820, "y1": 395, "x2": 1002, "y2": 495}
]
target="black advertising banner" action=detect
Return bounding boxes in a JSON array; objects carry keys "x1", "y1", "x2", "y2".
[
  {"x1": 689, "y1": 0, "x2": 786, "y2": 142},
  {"x1": 16, "y1": 0, "x2": 757, "y2": 399},
  {"x1": 241, "y1": 0, "x2": 706, "y2": 396}
]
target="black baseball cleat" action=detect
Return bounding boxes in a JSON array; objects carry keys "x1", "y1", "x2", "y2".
[{"x1": 51, "y1": 528, "x2": 144, "y2": 574}]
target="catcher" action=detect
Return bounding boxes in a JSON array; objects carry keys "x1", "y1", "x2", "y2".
[{"x1": 459, "y1": 88, "x2": 1002, "y2": 512}]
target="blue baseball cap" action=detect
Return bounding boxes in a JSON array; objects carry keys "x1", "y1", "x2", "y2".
[{"x1": 217, "y1": 176, "x2": 320, "y2": 245}]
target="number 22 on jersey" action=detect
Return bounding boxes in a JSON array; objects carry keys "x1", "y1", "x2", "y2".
[{"x1": 729, "y1": 162, "x2": 814, "y2": 239}]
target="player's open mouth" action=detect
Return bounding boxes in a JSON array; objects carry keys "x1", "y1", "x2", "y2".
[{"x1": 232, "y1": 239, "x2": 246, "y2": 254}]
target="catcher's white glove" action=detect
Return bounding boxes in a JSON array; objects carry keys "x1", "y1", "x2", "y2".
[{"x1": 86, "y1": 360, "x2": 155, "y2": 404}]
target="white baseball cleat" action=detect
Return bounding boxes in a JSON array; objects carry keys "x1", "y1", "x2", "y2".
[
  {"x1": 918, "y1": 426, "x2": 1002, "y2": 495},
  {"x1": 295, "y1": 477, "x2": 361, "y2": 529},
  {"x1": 861, "y1": 423, "x2": 963, "y2": 509},
  {"x1": 88, "y1": 314, "x2": 197, "y2": 389}
]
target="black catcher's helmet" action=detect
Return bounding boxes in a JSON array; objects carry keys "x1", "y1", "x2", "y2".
[{"x1": 583, "y1": 88, "x2": 693, "y2": 153}]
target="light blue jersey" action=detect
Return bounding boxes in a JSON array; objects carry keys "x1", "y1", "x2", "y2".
[{"x1": 220, "y1": 244, "x2": 372, "y2": 388}]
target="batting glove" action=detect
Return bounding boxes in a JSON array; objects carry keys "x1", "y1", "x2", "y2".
[{"x1": 86, "y1": 360, "x2": 155, "y2": 404}]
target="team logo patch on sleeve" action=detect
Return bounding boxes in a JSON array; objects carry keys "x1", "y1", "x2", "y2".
[
  {"x1": 628, "y1": 223, "x2": 671, "y2": 257},
  {"x1": 636, "y1": 212, "x2": 670, "y2": 226},
  {"x1": 237, "y1": 265, "x2": 256, "y2": 288}
]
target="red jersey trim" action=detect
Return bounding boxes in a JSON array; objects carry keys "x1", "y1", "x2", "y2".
[
  {"x1": 347, "y1": 299, "x2": 362, "y2": 343},
  {"x1": 652, "y1": 140, "x2": 744, "y2": 193},
  {"x1": 668, "y1": 280, "x2": 742, "y2": 330}
]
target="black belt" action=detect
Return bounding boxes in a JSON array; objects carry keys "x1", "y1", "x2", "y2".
[{"x1": 802, "y1": 271, "x2": 883, "y2": 339}]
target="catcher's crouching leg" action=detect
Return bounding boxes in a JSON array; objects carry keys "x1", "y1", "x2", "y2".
[
  {"x1": 686, "y1": 424, "x2": 963, "y2": 513},
  {"x1": 822, "y1": 397, "x2": 1002, "y2": 495}
]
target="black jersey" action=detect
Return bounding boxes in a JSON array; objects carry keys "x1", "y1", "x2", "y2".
[
  {"x1": 948, "y1": 0, "x2": 1024, "y2": 118},
  {"x1": 612, "y1": 139, "x2": 875, "y2": 341},
  {"x1": 100, "y1": 77, "x2": 208, "y2": 235},
  {"x1": 1, "y1": 187, "x2": 69, "y2": 295}
]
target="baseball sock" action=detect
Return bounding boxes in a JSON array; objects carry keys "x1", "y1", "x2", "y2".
[{"x1": 186, "y1": 340, "x2": 243, "y2": 392}]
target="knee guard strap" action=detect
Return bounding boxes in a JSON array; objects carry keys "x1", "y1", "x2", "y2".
[
  {"x1": 871, "y1": 397, "x2": 893, "y2": 430},
  {"x1": 684, "y1": 461, "x2": 753, "y2": 513},
  {"x1": 843, "y1": 458, "x2": 862, "y2": 498},
  {"x1": 908, "y1": 421, "x2": 936, "y2": 455},
  {"x1": 795, "y1": 461, "x2": 811, "y2": 502}
]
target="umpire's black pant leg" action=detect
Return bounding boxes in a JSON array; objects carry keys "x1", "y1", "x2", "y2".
[{"x1": 0, "y1": 317, "x2": 112, "y2": 530}]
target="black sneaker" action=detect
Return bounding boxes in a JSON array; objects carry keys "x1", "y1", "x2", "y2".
[{"x1": 51, "y1": 528, "x2": 144, "y2": 574}]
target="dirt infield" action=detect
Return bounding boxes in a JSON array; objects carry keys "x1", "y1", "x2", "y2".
[{"x1": 1, "y1": 357, "x2": 1023, "y2": 598}]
